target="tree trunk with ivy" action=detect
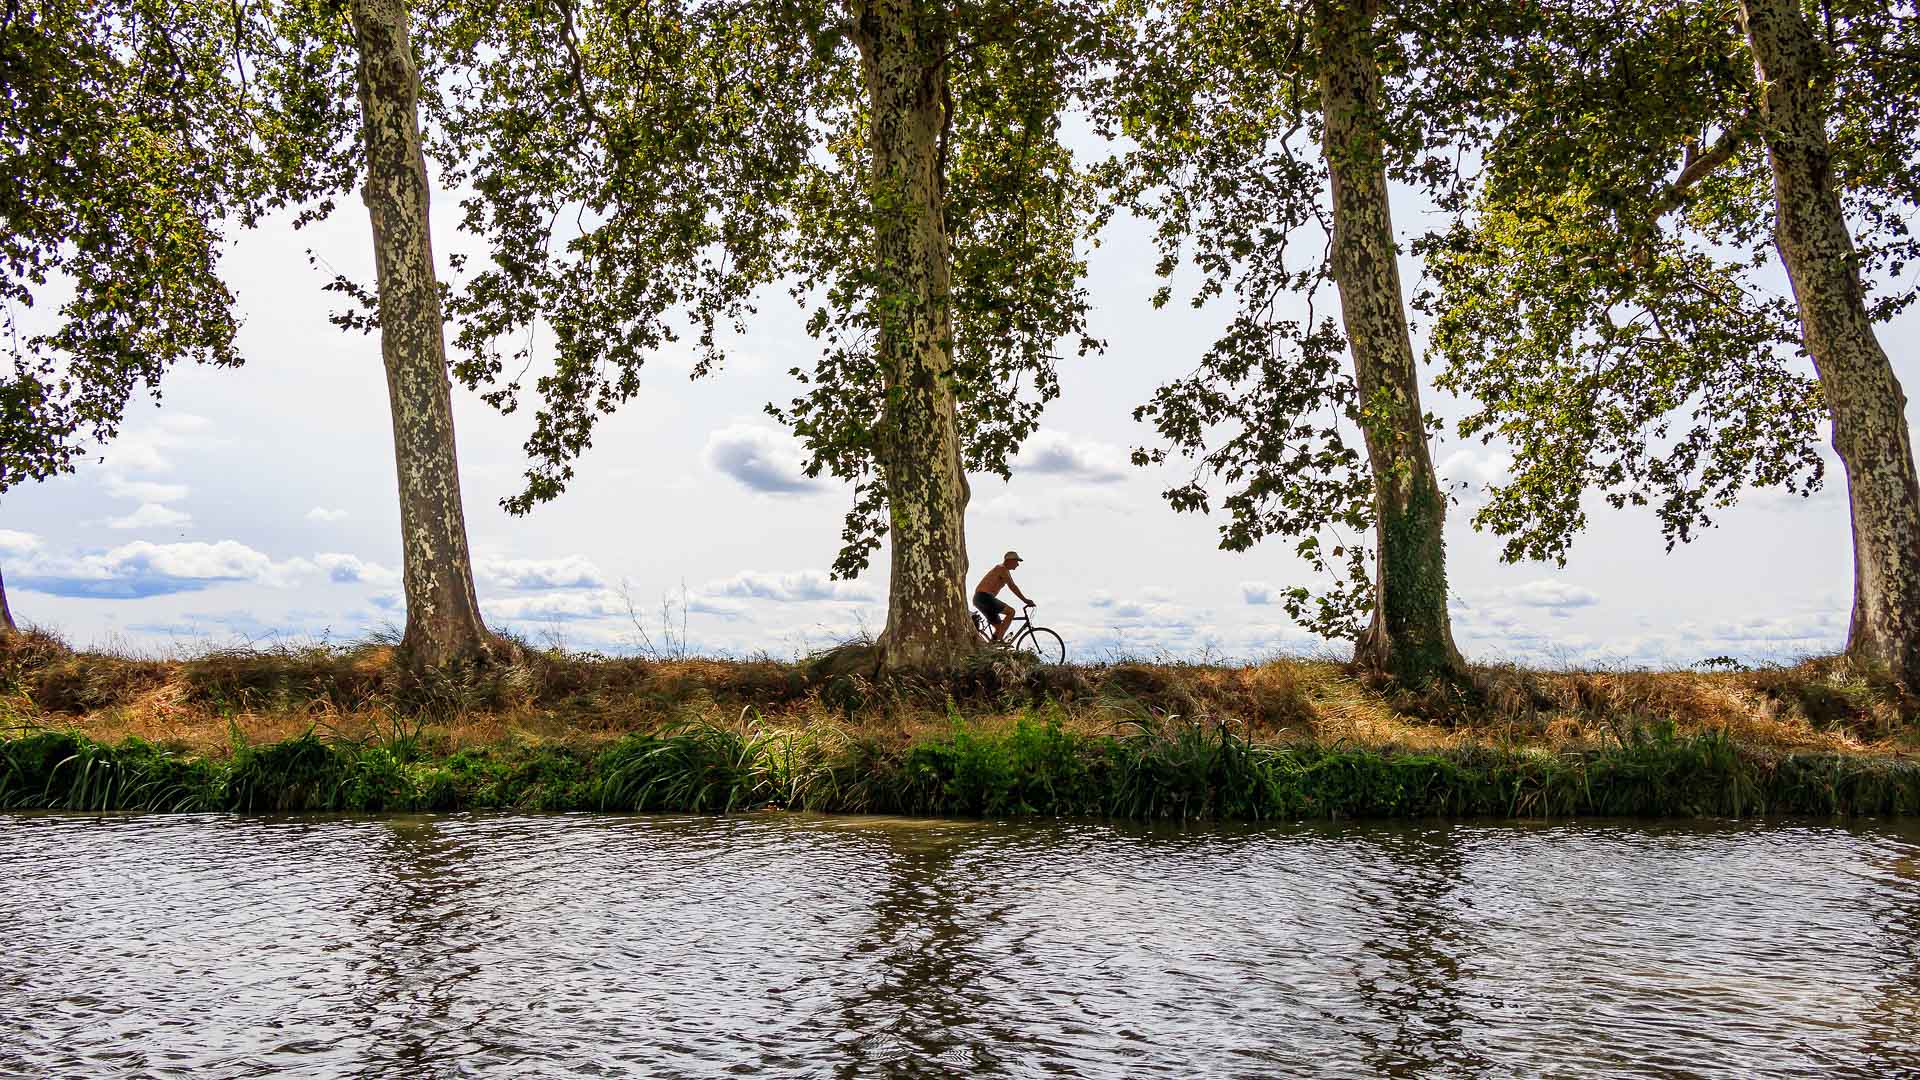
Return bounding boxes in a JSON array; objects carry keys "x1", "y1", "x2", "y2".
[
  {"x1": 1313, "y1": 0, "x2": 1465, "y2": 685},
  {"x1": 351, "y1": 0, "x2": 497, "y2": 670},
  {"x1": 850, "y1": 0, "x2": 979, "y2": 672},
  {"x1": 0, "y1": 564, "x2": 15, "y2": 634},
  {"x1": 1740, "y1": 0, "x2": 1920, "y2": 691}
]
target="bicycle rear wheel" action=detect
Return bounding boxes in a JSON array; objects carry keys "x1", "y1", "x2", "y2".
[{"x1": 1017, "y1": 626, "x2": 1065, "y2": 665}]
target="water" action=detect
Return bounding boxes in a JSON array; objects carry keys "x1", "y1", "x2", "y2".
[{"x1": 2, "y1": 814, "x2": 1918, "y2": 1079}]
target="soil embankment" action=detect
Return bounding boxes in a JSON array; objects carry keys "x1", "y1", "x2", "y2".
[{"x1": 2, "y1": 632, "x2": 1913, "y2": 819}]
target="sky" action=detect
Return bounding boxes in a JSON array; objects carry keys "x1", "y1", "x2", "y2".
[{"x1": 5, "y1": 135, "x2": 1912, "y2": 670}]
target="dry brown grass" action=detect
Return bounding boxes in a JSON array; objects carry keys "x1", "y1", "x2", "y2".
[{"x1": 0, "y1": 630, "x2": 1909, "y2": 758}]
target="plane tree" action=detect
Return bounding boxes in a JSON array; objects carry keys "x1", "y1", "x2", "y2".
[
  {"x1": 1093, "y1": 0, "x2": 1528, "y2": 685},
  {"x1": 164, "y1": 0, "x2": 512, "y2": 669},
  {"x1": 3, "y1": 0, "x2": 512, "y2": 666},
  {"x1": 428, "y1": 0, "x2": 1106, "y2": 670},
  {"x1": 1423, "y1": 0, "x2": 1920, "y2": 685}
]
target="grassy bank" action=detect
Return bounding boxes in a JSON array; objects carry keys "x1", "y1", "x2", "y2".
[
  {"x1": 1, "y1": 630, "x2": 1914, "y2": 821},
  {"x1": 5, "y1": 718, "x2": 1919, "y2": 819}
]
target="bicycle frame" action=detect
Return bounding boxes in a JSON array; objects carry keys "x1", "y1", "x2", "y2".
[
  {"x1": 973, "y1": 605, "x2": 1032, "y2": 640},
  {"x1": 972, "y1": 605, "x2": 1065, "y2": 664}
]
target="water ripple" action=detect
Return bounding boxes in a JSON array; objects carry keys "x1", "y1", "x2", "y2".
[{"x1": 2, "y1": 814, "x2": 1916, "y2": 1078}]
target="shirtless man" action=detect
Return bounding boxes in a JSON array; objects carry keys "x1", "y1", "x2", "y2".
[{"x1": 973, "y1": 551, "x2": 1034, "y2": 643}]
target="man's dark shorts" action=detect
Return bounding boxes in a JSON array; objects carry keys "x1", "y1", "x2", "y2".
[{"x1": 974, "y1": 591, "x2": 1012, "y2": 622}]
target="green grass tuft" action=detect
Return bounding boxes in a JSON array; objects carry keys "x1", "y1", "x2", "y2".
[{"x1": 5, "y1": 711, "x2": 1916, "y2": 821}]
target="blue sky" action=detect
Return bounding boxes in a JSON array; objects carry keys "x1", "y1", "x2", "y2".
[{"x1": 4, "y1": 150, "x2": 1906, "y2": 668}]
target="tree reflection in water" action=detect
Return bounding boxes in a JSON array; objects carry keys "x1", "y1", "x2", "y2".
[
  {"x1": 346, "y1": 815, "x2": 499, "y2": 1066},
  {"x1": 1862, "y1": 833, "x2": 1920, "y2": 1070},
  {"x1": 1344, "y1": 825, "x2": 1493, "y2": 1078},
  {"x1": 827, "y1": 819, "x2": 1025, "y2": 1078}
]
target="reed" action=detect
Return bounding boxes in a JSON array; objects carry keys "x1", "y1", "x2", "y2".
[{"x1": 4, "y1": 712, "x2": 1917, "y2": 821}]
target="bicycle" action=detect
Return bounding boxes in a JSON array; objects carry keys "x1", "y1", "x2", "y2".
[{"x1": 973, "y1": 603, "x2": 1066, "y2": 665}]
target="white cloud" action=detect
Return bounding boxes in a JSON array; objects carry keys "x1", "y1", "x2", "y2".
[
  {"x1": 314, "y1": 553, "x2": 400, "y2": 587},
  {"x1": 1468, "y1": 605, "x2": 1527, "y2": 631},
  {"x1": 306, "y1": 507, "x2": 350, "y2": 523},
  {"x1": 104, "y1": 477, "x2": 189, "y2": 503},
  {"x1": 477, "y1": 555, "x2": 608, "y2": 591},
  {"x1": 1082, "y1": 588, "x2": 1190, "y2": 626},
  {"x1": 97, "y1": 437, "x2": 172, "y2": 474},
  {"x1": 485, "y1": 590, "x2": 626, "y2": 623},
  {"x1": 1699, "y1": 611, "x2": 1844, "y2": 647},
  {"x1": 700, "y1": 569, "x2": 876, "y2": 604},
  {"x1": 1449, "y1": 603, "x2": 1849, "y2": 670},
  {"x1": 107, "y1": 503, "x2": 193, "y2": 530},
  {"x1": 15, "y1": 540, "x2": 312, "y2": 599},
  {"x1": 1242, "y1": 581, "x2": 1283, "y2": 605},
  {"x1": 1501, "y1": 580, "x2": 1600, "y2": 610},
  {"x1": 1225, "y1": 619, "x2": 1330, "y2": 657},
  {"x1": 1066, "y1": 612, "x2": 1213, "y2": 661},
  {"x1": 1012, "y1": 431, "x2": 1130, "y2": 484},
  {"x1": 687, "y1": 596, "x2": 749, "y2": 619},
  {"x1": 95, "y1": 412, "x2": 215, "y2": 476},
  {"x1": 977, "y1": 486, "x2": 1129, "y2": 525},
  {"x1": 0, "y1": 530, "x2": 41, "y2": 557},
  {"x1": 1437, "y1": 446, "x2": 1513, "y2": 506},
  {"x1": 160, "y1": 413, "x2": 213, "y2": 434},
  {"x1": 704, "y1": 424, "x2": 825, "y2": 495},
  {"x1": 977, "y1": 492, "x2": 1060, "y2": 526}
]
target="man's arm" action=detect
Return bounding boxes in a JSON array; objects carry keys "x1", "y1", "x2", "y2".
[{"x1": 1007, "y1": 574, "x2": 1034, "y2": 605}]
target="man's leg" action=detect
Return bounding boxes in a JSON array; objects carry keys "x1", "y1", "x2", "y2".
[{"x1": 993, "y1": 607, "x2": 1014, "y2": 641}]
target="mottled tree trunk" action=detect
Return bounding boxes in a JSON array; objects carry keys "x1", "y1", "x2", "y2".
[
  {"x1": 850, "y1": 0, "x2": 978, "y2": 671},
  {"x1": 0, "y1": 563, "x2": 15, "y2": 633},
  {"x1": 351, "y1": 0, "x2": 496, "y2": 669},
  {"x1": 1741, "y1": 0, "x2": 1920, "y2": 690},
  {"x1": 1313, "y1": 0, "x2": 1465, "y2": 685},
  {"x1": 1848, "y1": 521, "x2": 1875, "y2": 660}
]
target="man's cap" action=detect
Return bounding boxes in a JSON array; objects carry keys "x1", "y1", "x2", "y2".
[{"x1": 1004, "y1": 550, "x2": 1023, "y2": 563}]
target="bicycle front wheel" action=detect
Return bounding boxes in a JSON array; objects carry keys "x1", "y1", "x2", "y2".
[{"x1": 1017, "y1": 626, "x2": 1066, "y2": 665}]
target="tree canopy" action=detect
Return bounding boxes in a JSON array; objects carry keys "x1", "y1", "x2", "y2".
[
  {"x1": 428, "y1": 0, "x2": 1106, "y2": 580},
  {"x1": 1420, "y1": 0, "x2": 1920, "y2": 689},
  {"x1": 1091, "y1": 0, "x2": 1521, "y2": 674},
  {"x1": 2, "y1": 0, "x2": 273, "y2": 491},
  {"x1": 1415, "y1": 0, "x2": 1891, "y2": 565}
]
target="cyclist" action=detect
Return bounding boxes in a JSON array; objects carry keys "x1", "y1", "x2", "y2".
[{"x1": 973, "y1": 550, "x2": 1035, "y2": 643}]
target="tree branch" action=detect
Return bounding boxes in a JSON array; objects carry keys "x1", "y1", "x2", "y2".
[
  {"x1": 548, "y1": 0, "x2": 608, "y2": 135},
  {"x1": 1627, "y1": 116, "x2": 1754, "y2": 267},
  {"x1": 1650, "y1": 117, "x2": 1752, "y2": 221}
]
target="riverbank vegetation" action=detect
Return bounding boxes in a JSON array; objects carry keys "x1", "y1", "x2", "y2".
[{"x1": 3, "y1": 632, "x2": 1914, "y2": 820}]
